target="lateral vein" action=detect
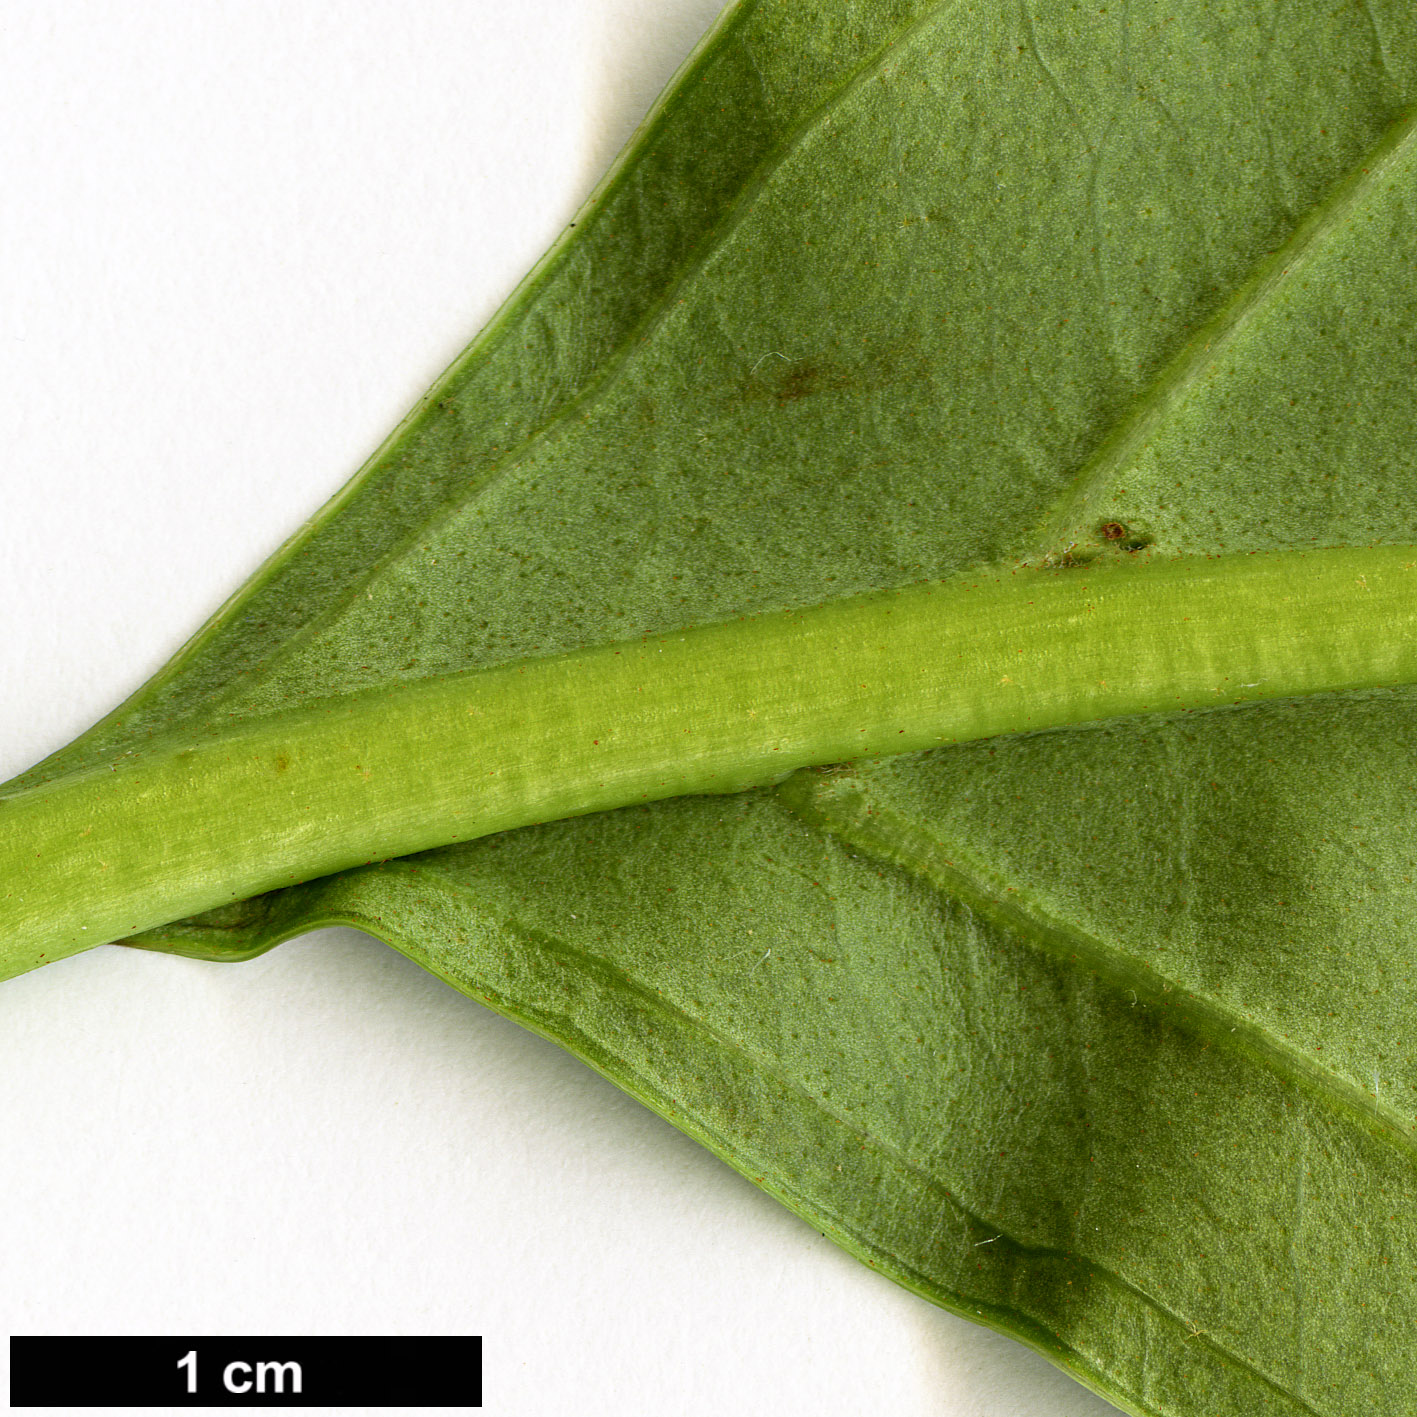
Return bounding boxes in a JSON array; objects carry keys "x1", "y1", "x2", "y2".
[{"x1": 1026, "y1": 99, "x2": 1417, "y2": 563}]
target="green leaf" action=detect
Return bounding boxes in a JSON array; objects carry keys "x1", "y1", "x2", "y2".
[{"x1": 7, "y1": 0, "x2": 1417, "y2": 1410}]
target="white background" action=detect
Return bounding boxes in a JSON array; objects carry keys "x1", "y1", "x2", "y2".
[{"x1": 0, "y1": 4, "x2": 1116, "y2": 1413}]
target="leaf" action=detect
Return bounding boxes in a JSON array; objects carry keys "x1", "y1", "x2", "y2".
[{"x1": 7, "y1": 0, "x2": 1417, "y2": 1411}]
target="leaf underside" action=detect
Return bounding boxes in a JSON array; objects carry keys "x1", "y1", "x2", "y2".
[{"x1": 17, "y1": 2, "x2": 1417, "y2": 1411}]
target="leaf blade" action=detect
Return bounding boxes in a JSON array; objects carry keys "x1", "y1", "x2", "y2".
[{"x1": 12, "y1": 1, "x2": 1417, "y2": 1411}]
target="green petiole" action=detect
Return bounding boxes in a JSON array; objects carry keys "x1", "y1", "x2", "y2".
[{"x1": 4, "y1": 543, "x2": 1415, "y2": 981}]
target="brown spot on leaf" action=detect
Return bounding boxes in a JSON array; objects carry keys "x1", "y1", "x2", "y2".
[{"x1": 740, "y1": 357, "x2": 854, "y2": 405}]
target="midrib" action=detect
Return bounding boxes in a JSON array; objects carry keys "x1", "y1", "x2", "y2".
[
  {"x1": 1026, "y1": 98, "x2": 1417, "y2": 563},
  {"x1": 5, "y1": 543, "x2": 1417, "y2": 983}
]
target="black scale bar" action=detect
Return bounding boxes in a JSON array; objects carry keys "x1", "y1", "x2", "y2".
[{"x1": 9, "y1": 1336, "x2": 481, "y2": 1408}]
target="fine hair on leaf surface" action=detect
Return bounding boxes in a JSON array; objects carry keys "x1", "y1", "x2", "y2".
[{"x1": 6, "y1": 1, "x2": 1417, "y2": 1412}]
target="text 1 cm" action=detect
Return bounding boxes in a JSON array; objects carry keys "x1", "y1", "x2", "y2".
[{"x1": 177, "y1": 1349, "x2": 303, "y2": 1396}]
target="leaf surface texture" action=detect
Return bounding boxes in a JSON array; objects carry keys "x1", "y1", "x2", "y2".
[{"x1": 14, "y1": 2, "x2": 1417, "y2": 1411}]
